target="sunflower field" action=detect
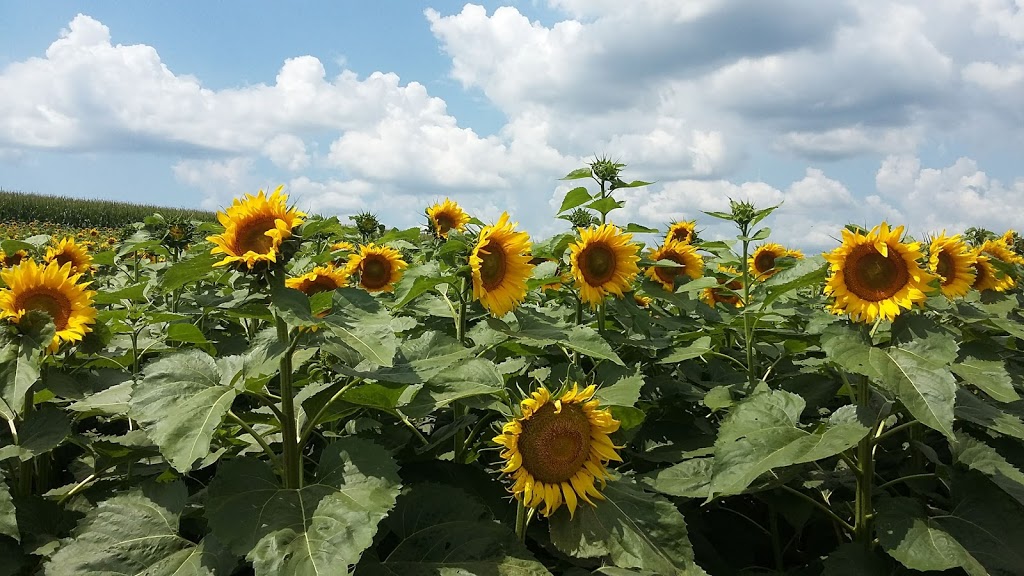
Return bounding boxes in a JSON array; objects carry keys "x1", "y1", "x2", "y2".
[{"x1": 1, "y1": 159, "x2": 1024, "y2": 575}]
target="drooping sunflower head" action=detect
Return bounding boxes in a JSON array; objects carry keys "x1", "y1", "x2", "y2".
[
  {"x1": 570, "y1": 224, "x2": 641, "y2": 308},
  {"x1": 207, "y1": 185, "x2": 306, "y2": 271},
  {"x1": 645, "y1": 240, "x2": 704, "y2": 291},
  {"x1": 330, "y1": 240, "x2": 355, "y2": 253},
  {"x1": 927, "y1": 233, "x2": 977, "y2": 299},
  {"x1": 749, "y1": 243, "x2": 803, "y2": 281},
  {"x1": 285, "y1": 263, "x2": 351, "y2": 296},
  {"x1": 978, "y1": 237, "x2": 1024, "y2": 292},
  {"x1": 665, "y1": 220, "x2": 697, "y2": 245},
  {"x1": 700, "y1": 265, "x2": 744, "y2": 308},
  {"x1": 493, "y1": 383, "x2": 621, "y2": 518},
  {"x1": 823, "y1": 222, "x2": 936, "y2": 324},
  {"x1": 346, "y1": 244, "x2": 407, "y2": 293},
  {"x1": 45, "y1": 237, "x2": 93, "y2": 275},
  {"x1": 426, "y1": 198, "x2": 471, "y2": 239},
  {"x1": 0, "y1": 260, "x2": 97, "y2": 352},
  {"x1": 470, "y1": 212, "x2": 534, "y2": 317},
  {"x1": 0, "y1": 250, "x2": 30, "y2": 269}
]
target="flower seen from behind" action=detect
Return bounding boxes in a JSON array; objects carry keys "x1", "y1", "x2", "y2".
[
  {"x1": 0, "y1": 260, "x2": 96, "y2": 352},
  {"x1": 207, "y1": 185, "x2": 305, "y2": 271},
  {"x1": 570, "y1": 224, "x2": 641, "y2": 308},
  {"x1": 470, "y1": 212, "x2": 534, "y2": 317},
  {"x1": 493, "y1": 384, "x2": 621, "y2": 518},
  {"x1": 823, "y1": 223, "x2": 935, "y2": 323}
]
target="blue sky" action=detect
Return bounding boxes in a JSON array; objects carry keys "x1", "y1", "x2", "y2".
[{"x1": 1, "y1": 1, "x2": 1022, "y2": 248}]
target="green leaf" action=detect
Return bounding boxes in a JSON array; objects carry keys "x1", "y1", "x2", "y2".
[
  {"x1": 400, "y1": 358, "x2": 504, "y2": 418},
  {"x1": 392, "y1": 263, "x2": 455, "y2": 309},
  {"x1": 206, "y1": 438, "x2": 401, "y2": 575},
  {"x1": 271, "y1": 285, "x2": 318, "y2": 327},
  {"x1": 953, "y1": 357, "x2": 1020, "y2": 403},
  {"x1": 820, "y1": 326, "x2": 876, "y2": 378},
  {"x1": 45, "y1": 481, "x2": 235, "y2": 576},
  {"x1": 876, "y1": 497, "x2": 986, "y2": 574},
  {"x1": 870, "y1": 333, "x2": 958, "y2": 439},
  {"x1": 360, "y1": 484, "x2": 550, "y2": 575},
  {"x1": 822, "y1": 543, "x2": 891, "y2": 576},
  {"x1": 594, "y1": 369, "x2": 643, "y2": 408},
  {"x1": 549, "y1": 475, "x2": 704, "y2": 575},
  {"x1": 491, "y1": 310, "x2": 624, "y2": 365},
  {"x1": 323, "y1": 292, "x2": 405, "y2": 367},
  {"x1": 0, "y1": 336, "x2": 43, "y2": 421},
  {"x1": 14, "y1": 404, "x2": 71, "y2": 460},
  {"x1": 91, "y1": 283, "x2": 147, "y2": 305},
  {"x1": 0, "y1": 472, "x2": 16, "y2": 542},
  {"x1": 623, "y1": 223, "x2": 658, "y2": 233},
  {"x1": 558, "y1": 187, "x2": 593, "y2": 214},
  {"x1": 955, "y1": 388, "x2": 1024, "y2": 440},
  {"x1": 333, "y1": 330, "x2": 474, "y2": 384},
  {"x1": 69, "y1": 381, "x2": 132, "y2": 417},
  {"x1": 657, "y1": 336, "x2": 712, "y2": 364},
  {"x1": 129, "y1": 350, "x2": 239, "y2": 472},
  {"x1": 759, "y1": 258, "x2": 828, "y2": 309},
  {"x1": 952, "y1": 432, "x2": 1024, "y2": 506},
  {"x1": 709, "y1": 391, "x2": 869, "y2": 497},
  {"x1": 586, "y1": 196, "x2": 626, "y2": 218},
  {"x1": 159, "y1": 250, "x2": 220, "y2": 291},
  {"x1": 561, "y1": 167, "x2": 593, "y2": 180},
  {"x1": 639, "y1": 458, "x2": 713, "y2": 499}
]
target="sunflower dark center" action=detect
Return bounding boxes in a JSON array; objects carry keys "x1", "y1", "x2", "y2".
[
  {"x1": 754, "y1": 251, "x2": 777, "y2": 273},
  {"x1": 580, "y1": 243, "x2": 616, "y2": 286},
  {"x1": 518, "y1": 402, "x2": 592, "y2": 484},
  {"x1": 360, "y1": 256, "x2": 392, "y2": 290},
  {"x1": 654, "y1": 253, "x2": 685, "y2": 286},
  {"x1": 435, "y1": 214, "x2": 455, "y2": 235},
  {"x1": 972, "y1": 262, "x2": 990, "y2": 287},
  {"x1": 670, "y1": 228, "x2": 692, "y2": 243},
  {"x1": 479, "y1": 240, "x2": 507, "y2": 290},
  {"x1": 235, "y1": 216, "x2": 278, "y2": 255},
  {"x1": 936, "y1": 251, "x2": 954, "y2": 285},
  {"x1": 302, "y1": 275, "x2": 343, "y2": 296},
  {"x1": 53, "y1": 252, "x2": 76, "y2": 269},
  {"x1": 844, "y1": 244, "x2": 909, "y2": 301},
  {"x1": 17, "y1": 289, "x2": 71, "y2": 331}
]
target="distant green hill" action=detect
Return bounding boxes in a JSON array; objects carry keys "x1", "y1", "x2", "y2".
[{"x1": 0, "y1": 188, "x2": 216, "y2": 229}]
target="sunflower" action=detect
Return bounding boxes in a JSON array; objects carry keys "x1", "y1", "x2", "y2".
[
  {"x1": 346, "y1": 244, "x2": 407, "y2": 292},
  {"x1": 207, "y1": 185, "x2": 305, "y2": 270},
  {"x1": 0, "y1": 260, "x2": 96, "y2": 352},
  {"x1": 570, "y1": 224, "x2": 641, "y2": 307},
  {"x1": 426, "y1": 198, "x2": 471, "y2": 239},
  {"x1": 645, "y1": 241, "x2": 704, "y2": 291},
  {"x1": 927, "y1": 234, "x2": 976, "y2": 298},
  {"x1": 330, "y1": 240, "x2": 355, "y2": 253},
  {"x1": 633, "y1": 293, "x2": 652, "y2": 308},
  {"x1": 665, "y1": 220, "x2": 697, "y2": 245},
  {"x1": 285, "y1": 263, "x2": 351, "y2": 296},
  {"x1": 980, "y1": 237, "x2": 1024, "y2": 267},
  {"x1": 0, "y1": 249, "x2": 29, "y2": 269},
  {"x1": 749, "y1": 243, "x2": 803, "y2": 281},
  {"x1": 493, "y1": 384, "x2": 622, "y2": 518},
  {"x1": 823, "y1": 223, "x2": 935, "y2": 323},
  {"x1": 470, "y1": 212, "x2": 534, "y2": 317},
  {"x1": 970, "y1": 253, "x2": 1006, "y2": 292},
  {"x1": 45, "y1": 237, "x2": 92, "y2": 275},
  {"x1": 701, "y1": 266, "x2": 744, "y2": 308}
]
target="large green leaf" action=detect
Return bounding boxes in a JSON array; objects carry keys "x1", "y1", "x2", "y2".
[
  {"x1": 819, "y1": 326, "x2": 877, "y2": 378},
  {"x1": 333, "y1": 330, "x2": 474, "y2": 384},
  {"x1": 952, "y1": 433, "x2": 1024, "y2": 506},
  {"x1": 206, "y1": 437, "x2": 401, "y2": 575},
  {"x1": 12, "y1": 404, "x2": 71, "y2": 460},
  {"x1": 870, "y1": 332, "x2": 957, "y2": 439},
  {"x1": 821, "y1": 543, "x2": 892, "y2": 576},
  {"x1": 657, "y1": 336, "x2": 712, "y2": 364},
  {"x1": 129, "y1": 350, "x2": 238, "y2": 472},
  {"x1": 549, "y1": 475, "x2": 705, "y2": 575},
  {"x1": 69, "y1": 381, "x2": 132, "y2": 417},
  {"x1": 955, "y1": 388, "x2": 1024, "y2": 440},
  {"x1": 323, "y1": 290, "x2": 411, "y2": 367},
  {"x1": 399, "y1": 358, "x2": 504, "y2": 418},
  {"x1": 0, "y1": 473, "x2": 15, "y2": 542},
  {"x1": 558, "y1": 186, "x2": 592, "y2": 213},
  {"x1": 159, "y1": 250, "x2": 220, "y2": 291},
  {"x1": 360, "y1": 484, "x2": 550, "y2": 575},
  {"x1": 639, "y1": 458, "x2": 713, "y2": 499},
  {"x1": 709, "y1": 391, "x2": 869, "y2": 497},
  {"x1": 953, "y1": 357, "x2": 1020, "y2": 403},
  {"x1": 45, "y1": 481, "x2": 234, "y2": 576},
  {"x1": 594, "y1": 368, "x2": 644, "y2": 408},
  {"x1": 490, "y1": 309, "x2": 624, "y2": 365},
  {"x1": 0, "y1": 335, "x2": 44, "y2": 421},
  {"x1": 876, "y1": 497, "x2": 985, "y2": 574}
]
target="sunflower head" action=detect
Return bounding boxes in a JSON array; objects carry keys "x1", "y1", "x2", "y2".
[
  {"x1": 0, "y1": 260, "x2": 97, "y2": 353},
  {"x1": 665, "y1": 220, "x2": 697, "y2": 245},
  {"x1": 285, "y1": 263, "x2": 351, "y2": 296},
  {"x1": 426, "y1": 198, "x2": 471, "y2": 239},
  {"x1": 645, "y1": 240, "x2": 704, "y2": 291},
  {"x1": 45, "y1": 237, "x2": 93, "y2": 275},
  {"x1": 163, "y1": 219, "x2": 195, "y2": 250},
  {"x1": 493, "y1": 383, "x2": 622, "y2": 519},
  {"x1": 970, "y1": 250, "x2": 1013, "y2": 292},
  {"x1": 700, "y1": 265, "x2": 744, "y2": 308},
  {"x1": 823, "y1": 222, "x2": 936, "y2": 324},
  {"x1": 570, "y1": 224, "x2": 641, "y2": 308},
  {"x1": 633, "y1": 293, "x2": 652, "y2": 308},
  {"x1": 0, "y1": 250, "x2": 30, "y2": 269},
  {"x1": 470, "y1": 212, "x2": 534, "y2": 317},
  {"x1": 749, "y1": 243, "x2": 803, "y2": 281},
  {"x1": 207, "y1": 186, "x2": 305, "y2": 272},
  {"x1": 330, "y1": 240, "x2": 355, "y2": 253},
  {"x1": 927, "y1": 233, "x2": 977, "y2": 299},
  {"x1": 346, "y1": 244, "x2": 407, "y2": 293}
]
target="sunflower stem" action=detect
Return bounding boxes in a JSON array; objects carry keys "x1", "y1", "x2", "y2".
[
  {"x1": 597, "y1": 301, "x2": 606, "y2": 335},
  {"x1": 515, "y1": 499, "x2": 530, "y2": 543},
  {"x1": 453, "y1": 276, "x2": 471, "y2": 462},
  {"x1": 17, "y1": 376, "x2": 36, "y2": 497},
  {"x1": 854, "y1": 376, "x2": 875, "y2": 548},
  {"x1": 275, "y1": 313, "x2": 301, "y2": 490},
  {"x1": 228, "y1": 411, "x2": 281, "y2": 470},
  {"x1": 740, "y1": 227, "x2": 756, "y2": 392}
]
